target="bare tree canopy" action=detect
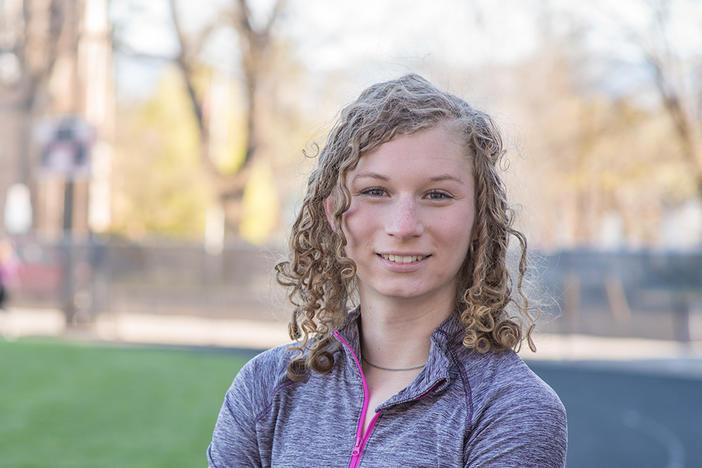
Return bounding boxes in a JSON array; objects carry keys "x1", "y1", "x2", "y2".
[{"x1": 167, "y1": 0, "x2": 287, "y2": 235}]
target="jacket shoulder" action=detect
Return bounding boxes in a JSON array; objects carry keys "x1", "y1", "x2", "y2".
[
  {"x1": 227, "y1": 342, "x2": 299, "y2": 418},
  {"x1": 454, "y1": 348, "x2": 568, "y2": 467}
]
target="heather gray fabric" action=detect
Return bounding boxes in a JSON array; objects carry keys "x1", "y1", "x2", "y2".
[{"x1": 208, "y1": 309, "x2": 567, "y2": 467}]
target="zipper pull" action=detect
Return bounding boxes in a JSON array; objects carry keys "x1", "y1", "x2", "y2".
[{"x1": 352, "y1": 438, "x2": 362, "y2": 456}]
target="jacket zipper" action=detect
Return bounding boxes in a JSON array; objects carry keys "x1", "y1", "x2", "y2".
[
  {"x1": 333, "y1": 331, "x2": 381, "y2": 468},
  {"x1": 333, "y1": 331, "x2": 439, "y2": 467}
]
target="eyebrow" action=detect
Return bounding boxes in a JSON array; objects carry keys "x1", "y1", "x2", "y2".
[
  {"x1": 352, "y1": 172, "x2": 465, "y2": 183},
  {"x1": 427, "y1": 174, "x2": 465, "y2": 183},
  {"x1": 352, "y1": 172, "x2": 389, "y2": 182}
]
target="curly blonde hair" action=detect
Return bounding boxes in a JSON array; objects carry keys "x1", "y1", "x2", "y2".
[{"x1": 276, "y1": 74, "x2": 537, "y2": 381}]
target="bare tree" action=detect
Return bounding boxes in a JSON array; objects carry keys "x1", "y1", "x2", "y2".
[
  {"x1": 584, "y1": 0, "x2": 702, "y2": 201},
  {"x1": 640, "y1": 0, "x2": 702, "y2": 200},
  {"x1": 167, "y1": 0, "x2": 286, "y2": 235},
  {"x1": 503, "y1": 6, "x2": 681, "y2": 247},
  {"x1": 516, "y1": 0, "x2": 702, "y2": 247}
]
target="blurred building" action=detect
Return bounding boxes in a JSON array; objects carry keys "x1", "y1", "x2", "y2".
[{"x1": 0, "y1": 0, "x2": 114, "y2": 238}]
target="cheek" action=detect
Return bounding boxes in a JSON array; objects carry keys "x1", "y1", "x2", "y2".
[
  {"x1": 438, "y1": 207, "x2": 474, "y2": 234},
  {"x1": 437, "y1": 212, "x2": 475, "y2": 255},
  {"x1": 340, "y1": 204, "x2": 365, "y2": 247}
]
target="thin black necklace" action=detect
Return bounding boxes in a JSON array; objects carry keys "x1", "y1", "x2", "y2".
[{"x1": 362, "y1": 356, "x2": 426, "y2": 371}]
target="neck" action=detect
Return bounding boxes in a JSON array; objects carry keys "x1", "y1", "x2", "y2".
[{"x1": 358, "y1": 291, "x2": 454, "y2": 370}]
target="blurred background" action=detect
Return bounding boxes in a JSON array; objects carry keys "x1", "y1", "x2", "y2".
[{"x1": 0, "y1": 0, "x2": 700, "y2": 466}]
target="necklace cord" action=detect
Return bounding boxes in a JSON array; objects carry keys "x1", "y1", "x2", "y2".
[{"x1": 361, "y1": 356, "x2": 426, "y2": 371}]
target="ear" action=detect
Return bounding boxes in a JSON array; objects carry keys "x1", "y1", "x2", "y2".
[{"x1": 323, "y1": 196, "x2": 336, "y2": 231}]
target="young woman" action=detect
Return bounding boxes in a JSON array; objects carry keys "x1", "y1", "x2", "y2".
[{"x1": 208, "y1": 74, "x2": 568, "y2": 467}]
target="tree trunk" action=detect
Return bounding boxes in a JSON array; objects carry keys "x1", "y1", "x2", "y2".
[{"x1": 167, "y1": 0, "x2": 286, "y2": 237}]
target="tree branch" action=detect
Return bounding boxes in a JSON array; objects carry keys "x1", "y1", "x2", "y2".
[
  {"x1": 168, "y1": 0, "x2": 225, "y2": 181},
  {"x1": 264, "y1": 0, "x2": 287, "y2": 35},
  {"x1": 112, "y1": 39, "x2": 176, "y2": 62}
]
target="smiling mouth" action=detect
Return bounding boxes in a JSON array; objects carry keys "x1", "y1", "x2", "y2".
[{"x1": 378, "y1": 253, "x2": 430, "y2": 264}]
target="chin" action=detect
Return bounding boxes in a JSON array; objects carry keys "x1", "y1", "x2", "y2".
[{"x1": 376, "y1": 287, "x2": 427, "y2": 300}]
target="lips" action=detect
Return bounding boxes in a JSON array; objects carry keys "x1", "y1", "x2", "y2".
[{"x1": 378, "y1": 253, "x2": 430, "y2": 264}]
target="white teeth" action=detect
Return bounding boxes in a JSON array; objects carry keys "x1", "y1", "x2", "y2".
[{"x1": 381, "y1": 254, "x2": 425, "y2": 264}]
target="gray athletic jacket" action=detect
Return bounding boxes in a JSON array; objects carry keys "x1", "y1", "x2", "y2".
[{"x1": 208, "y1": 308, "x2": 568, "y2": 467}]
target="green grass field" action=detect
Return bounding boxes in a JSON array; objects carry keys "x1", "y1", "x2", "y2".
[{"x1": 0, "y1": 339, "x2": 254, "y2": 468}]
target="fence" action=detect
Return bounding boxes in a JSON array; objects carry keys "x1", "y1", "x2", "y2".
[
  {"x1": 534, "y1": 250, "x2": 701, "y2": 341},
  {"x1": 5, "y1": 236, "x2": 702, "y2": 341}
]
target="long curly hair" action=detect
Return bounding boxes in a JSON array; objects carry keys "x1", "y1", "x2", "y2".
[{"x1": 276, "y1": 74, "x2": 537, "y2": 381}]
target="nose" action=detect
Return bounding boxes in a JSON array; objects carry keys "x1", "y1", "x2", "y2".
[{"x1": 385, "y1": 196, "x2": 424, "y2": 238}]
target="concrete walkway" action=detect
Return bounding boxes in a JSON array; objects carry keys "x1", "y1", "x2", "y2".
[
  {"x1": 3, "y1": 307, "x2": 702, "y2": 374},
  {"x1": 0, "y1": 307, "x2": 290, "y2": 350}
]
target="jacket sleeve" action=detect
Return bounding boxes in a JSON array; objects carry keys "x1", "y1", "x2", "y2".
[
  {"x1": 207, "y1": 359, "x2": 263, "y2": 468},
  {"x1": 464, "y1": 387, "x2": 568, "y2": 467}
]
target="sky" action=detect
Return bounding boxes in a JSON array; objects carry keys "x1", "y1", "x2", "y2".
[
  {"x1": 111, "y1": 0, "x2": 701, "y2": 103},
  {"x1": 111, "y1": 0, "x2": 544, "y2": 99}
]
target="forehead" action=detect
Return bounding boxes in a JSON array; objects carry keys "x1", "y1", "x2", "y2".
[{"x1": 352, "y1": 124, "x2": 471, "y2": 177}]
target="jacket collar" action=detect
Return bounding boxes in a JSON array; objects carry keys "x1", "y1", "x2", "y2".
[{"x1": 334, "y1": 306, "x2": 465, "y2": 408}]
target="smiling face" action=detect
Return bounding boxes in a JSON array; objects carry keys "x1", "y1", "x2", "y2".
[{"x1": 328, "y1": 123, "x2": 475, "y2": 307}]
